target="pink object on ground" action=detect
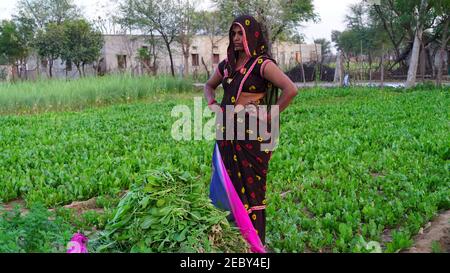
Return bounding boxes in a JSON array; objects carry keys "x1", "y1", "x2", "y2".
[{"x1": 67, "y1": 233, "x2": 88, "y2": 253}]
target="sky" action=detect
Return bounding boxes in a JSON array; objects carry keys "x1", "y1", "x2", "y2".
[{"x1": 0, "y1": 0, "x2": 360, "y2": 49}]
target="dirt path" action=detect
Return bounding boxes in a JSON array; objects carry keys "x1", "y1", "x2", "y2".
[
  {"x1": 405, "y1": 210, "x2": 450, "y2": 253},
  {"x1": 1, "y1": 197, "x2": 103, "y2": 216}
]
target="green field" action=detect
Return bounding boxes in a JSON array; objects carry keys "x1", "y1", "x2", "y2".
[{"x1": 0, "y1": 78, "x2": 448, "y2": 253}]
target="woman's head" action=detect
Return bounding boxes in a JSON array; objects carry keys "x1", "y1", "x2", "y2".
[
  {"x1": 227, "y1": 15, "x2": 271, "y2": 68},
  {"x1": 226, "y1": 15, "x2": 279, "y2": 110},
  {"x1": 231, "y1": 24, "x2": 244, "y2": 52}
]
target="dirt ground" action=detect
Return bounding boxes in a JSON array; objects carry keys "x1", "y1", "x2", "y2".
[
  {"x1": 404, "y1": 210, "x2": 450, "y2": 253},
  {"x1": 0, "y1": 197, "x2": 103, "y2": 216},
  {"x1": 1, "y1": 198, "x2": 449, "y2": 253}
]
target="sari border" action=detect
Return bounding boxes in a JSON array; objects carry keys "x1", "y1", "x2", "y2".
[
  {"x1": 247, "y1": 205, "x2": 266, "y2": 214},
  {"x1": 235, "y1": 58, "x2": 260, "y2": 105}
]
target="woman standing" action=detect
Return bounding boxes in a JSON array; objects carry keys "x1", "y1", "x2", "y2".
[{"x1": 204, "y1": 15, "x2": 298, "y2": 253}]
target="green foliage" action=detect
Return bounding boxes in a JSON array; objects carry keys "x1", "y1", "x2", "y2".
[
  {"x1": 15, "y1": 0, "x2": 81, "y2": 28},
  {"x1": 35, "y1": 23, "x2": 65, "y2": 76},
  {"x1": 60, "y1": 19, "x2": 103, "y2": 76},
  {"x1": 0, "y1": 86, "x2": 448, "y2": 253},
  {"x1": 313, "y1": 38, "x2": 332, "y2": 59},
  {"x1": 93, "y1": 169, "x2": 248, "y2": 253},
  {"x1": 333, "y1": 2, "x2": 389, "y2": 58},
  {"x1": 211, "y1": 0, "x2": 318, "y2": 43},
  {"x1": 266, "y1": 87, "x2": 449, "y2": 252},
  {"x1": 0, "y1": 203, "x2": 74, "y2": 253},
  {"x1": 431, "y1": 241, "x2": 442, "y2": 253},
  {"x1": 0, "y1": 20, "x2": 30, "y2": 65},
  {"x1": 386, "y1": 230, "x2": 414, "y2": 253},
  {"x1": 0, "y1": 75, "x2": 194, "y2": 114}
]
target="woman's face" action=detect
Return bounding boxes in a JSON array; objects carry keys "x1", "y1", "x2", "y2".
[{"x1": 231, "y1": 24, "x2": 244, "y2": 51}]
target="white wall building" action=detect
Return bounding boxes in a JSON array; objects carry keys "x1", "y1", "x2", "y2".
[
  {"x1": 100, "y1": 34, "x2": 322, "y2": 76},
  {"x1": 0, "y1": 34, "x2": 322, "y2": 81}
]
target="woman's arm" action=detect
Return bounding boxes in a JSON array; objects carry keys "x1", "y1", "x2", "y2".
[
  {"x1": 204, "y1": 69, "x2": 223, "y2": 109},
  {"x1": 262, "y1": 61, "x2": 298, "y2": 119}
]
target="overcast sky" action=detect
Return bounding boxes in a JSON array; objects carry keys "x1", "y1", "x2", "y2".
[{"x1": 0, "y1": 0, "x2": 360, "y2": 48}]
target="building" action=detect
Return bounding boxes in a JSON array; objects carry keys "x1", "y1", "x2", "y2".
[
  {"x1": 100, "y1": 34, "x2": 322, "y2": 77},
  {"x1": 0, "y1": 34, "x2": 322, "y2": 81}
]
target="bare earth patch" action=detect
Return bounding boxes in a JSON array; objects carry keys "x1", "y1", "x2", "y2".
[
  {"x1": 0, "y1": 199, "x2": 28, "y2": 214},
  {"x1": 1, "y1": 197, "x2": 104, "y2": 215},
  {"x1": 404, "y1": 210, "x2": 450, "y2": 253},
  {"x1": 58, "y1": 197, "x2": 104, "y2": 215}
]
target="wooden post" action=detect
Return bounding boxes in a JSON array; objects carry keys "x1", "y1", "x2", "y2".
[
  {"x1": 360, "y1": 40, "x2": 363, "y2": 82},
  {"x1": 334, "y1": 50, "x2": 344, "y2": 87},
  {"x1": 381, "y1": 43, "x2": 385, "y2": 89},
  {"x1": 299, "y1": 44, "x2": 306, "y2": 84}
]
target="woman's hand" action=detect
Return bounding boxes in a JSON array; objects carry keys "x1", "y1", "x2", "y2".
[
  {"x1": 208, "y1": 102, "x2": 221, "y2": 112},
  {"x1": 204, "y1": 68, "x2": 223, "y2": 111}
]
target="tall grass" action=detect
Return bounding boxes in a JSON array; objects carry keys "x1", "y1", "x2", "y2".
[{"x1": 0, "y1": 75, "x2": 195, "y2": 115}]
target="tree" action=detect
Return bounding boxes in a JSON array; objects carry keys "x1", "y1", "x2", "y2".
[
  {"x1": 212, "y1": 0, "x2": 318, "y2": 54},
  {"x1": 11, "y1": 16, "x2": 35, "y2": 79},
  {"x1": 197, "y1": 9, "x2": 226, "y2": 38},
  {"x1": 197, "y1": 10, "x2": 228, "y2": 73},
  {"x1": 14, "y1": 0, "x2": 81, "y2": 78},
  {"x1": 406, "y1": 0, "x2": 428, "y2": 88},
  {"x1": 432, "y1": 0, "x2": 450, "y2": 86},
  {"x1": 341, "y1": 2, "x2": 390, "y2": 79},
  {"x1": 117, "y1": 0, "x2": 181, "y2": 77},
  {"x1": 314, "y1": 38, "x2": 331, "y2": 63},
  {"x1": 175, "y1": 0, "x2": 202, "y2": 77},
  {"x1": 16, "y1": 0, "x2": 81, "y2": 29},
  {"x1": 0, "y1": 20, "x2": 31, "y2": 80},
  {"x1": 332, "y1": 29, "x2": 359, "y2": 70},
  {"x1": 368, "y1": 0, "x2": 446, "y2": 73},
  {"x1": 35, "y1": 23, "x2": 65, "y2": 78},
  {"x1": 61, "y1": 20, "x2": 103, "y2": 77}
]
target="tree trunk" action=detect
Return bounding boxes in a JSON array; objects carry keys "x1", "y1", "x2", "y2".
[
  {"x1": 368, "y1": 52, "x2": 373, "y2": 82},
  {"x1": 49, "y1": 59, "x2": 53, "y2": 78},
  {"x1": 36, "y1": 55, "x2": 41, "y2": 79},
  {"x1": 24, "y1": 61, "x2": 28, "y2": 81},
  {"x1": 163, "y1": 38, "x2": 175, "y2": 77},
  {"x1": 420, "y1": 41, "x2": 426, "y2": 81},
  {"x1": 181, "y1": 36, "x2": 190, "y2": 77},
  {"x1": 406, "y1": 29, "x2": 423, "y2": 88},
  {"x1": 11, "y1": 64, "x2": 17, "y2": 82},
  {"x1": 381, "y1": 44, "x2": 385, "y2": 88},
  {"x1": 436, "y1": 17, "x2": 449, "y2": 87},
  {"x1": 76, "y1": 64, "x2": 82, "y2": 78},
  {"x1": 313, "y1": 43, "x2": 320, "y2": 85},
  {"x1": 152, "y1": 55, "x2": 158, "y2": 76},
  {"x1": 184, "y1": 53, "x2": 189, "y2": 78},
  {"x1": 201, "y1": 57, "x2": 210, "y2": 79},
  {"x1": 406, "y1": 0, "x2": 427, "y2": 89}
]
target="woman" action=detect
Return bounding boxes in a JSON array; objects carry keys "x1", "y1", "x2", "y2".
[{"x1": 204, "y1": 15, "x2": 298, "y2": 253}]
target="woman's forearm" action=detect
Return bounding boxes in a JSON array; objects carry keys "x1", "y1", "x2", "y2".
[
  {"x1": 204, "y1": 84, "x2": 217, "y2": 105},
  {"x1": 271, "y1": 87, "x2": 298, "y2": 117}
]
